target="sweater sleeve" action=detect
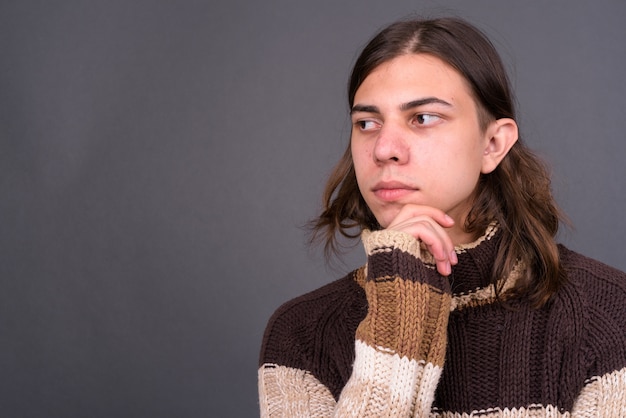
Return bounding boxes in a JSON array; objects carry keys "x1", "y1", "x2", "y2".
[{"x1": 258, "y1": 229, "x2": 452, "y2": 417}]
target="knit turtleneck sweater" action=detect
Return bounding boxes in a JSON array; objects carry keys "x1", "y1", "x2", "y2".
[{"x1": 258, "y1": 226, "x2": 626, "y2": 417}]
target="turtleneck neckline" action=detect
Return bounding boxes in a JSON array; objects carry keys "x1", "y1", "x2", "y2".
[{"x1": 357, "y1": 223, "x2": 521, "y2": 310}]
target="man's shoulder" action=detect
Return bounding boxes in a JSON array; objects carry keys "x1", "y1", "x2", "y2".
[
  {"x1": 556, "y1": 245, "x2": 626, "y2": 337},
  {"x1": 559, "y1": 245, "x2": 626, "y2": 294},
  {"x1": 556, "y1": 245, "x2": 626, "y2": 378},
  {"x1": 264, "y1": 268, "x2": 366, "y2": 337},
  {"x1": 259, "y1": 268, "x2": 367, "y2": 367}
]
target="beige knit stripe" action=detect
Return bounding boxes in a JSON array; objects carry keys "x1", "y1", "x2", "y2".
[
  {"x1": 430, "y1": 404, "x2": 568, "y2": 417},
  {"x1": 453, "y1": 222, "x2": 498, "y2": 253},
  {"x1": 409, "y1": 222, "x2": 499, "y2": 265},
  {"x1": 357, "y1": 279, "x2": 450, "y2": 366},
  {"x1": 362, "y1": 223, "x2": 498, "y2": 261},
  {"x1": 337, "y1": 340, "x2": 442, "y2": 417},
  {"x1": 258, "y1": 364, "x2": 336, "y2": 418},
  {"x1": 362, "y1": 229, "x2": 423, "y2": 259},
  {"x1": 571, "y1": 366, "x2": 626, "y2": 415}
]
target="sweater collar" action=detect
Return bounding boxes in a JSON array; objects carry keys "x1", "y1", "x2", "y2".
[
  {"x1": 449, "y1": 222, "x2": 501, "y2": 294},
  {"x1": 448, "y1": 223, "x2": 523, "y2": 310}
]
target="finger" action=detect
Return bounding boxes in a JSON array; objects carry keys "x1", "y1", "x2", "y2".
[
  {"x1": 389, "y1": 217, "x2": 455, "y2": 275},
  {"x1": 419, "y1": 228, "x2": 454, "y2": 276},
  {"x1": 391, "y1": 217, "x2": 454, "y2": 257}
]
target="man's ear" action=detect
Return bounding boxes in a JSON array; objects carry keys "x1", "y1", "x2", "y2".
[{"x1": 481, "y1": 118, "x2": 518, "y2": 174}]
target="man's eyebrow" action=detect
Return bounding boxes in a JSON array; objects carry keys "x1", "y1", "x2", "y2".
[
  {"x1": 351, "y1": 97, "x2": 452, "y2": 115},
  {"x1": 400, "y1": 97, "x2": 452, "y2": 110},
  {"x1": 350, "y1": 104, "x2": 380, "y2": 115}
]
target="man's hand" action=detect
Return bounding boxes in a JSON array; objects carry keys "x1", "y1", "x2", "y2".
[{"x1": 387, "y1": 205, "x2": 458, "y2": 276}]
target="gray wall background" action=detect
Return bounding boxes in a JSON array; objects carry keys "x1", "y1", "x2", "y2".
[{"x1": 1, "y1": 0, "x2": 625, "y2": 416}]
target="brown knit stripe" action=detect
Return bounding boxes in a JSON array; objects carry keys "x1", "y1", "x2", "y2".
[
  {"x1": 356, "y1": 278, "x2": 450, "y2": 366},
  {"x1": 431, "y1": 404, "x2": 568, "y2": 417},
  {"x1": 354, "y1": 266, "x2": 367, "y2": 288},
  {"x1": 431, "y1": 368, "x2": 626, "y2": 417},
  {"x1": 362, "y1": 230, "x2": 449, "y2": 291},
  {"x1": 450, "y1": 261, "x2": 524, "y2": 311},
  {"x1": 367, "y1": 249, "x2": 448, "y2": 288}
]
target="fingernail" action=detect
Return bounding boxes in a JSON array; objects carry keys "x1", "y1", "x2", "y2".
[{"x1": 450, "y1": 250, "x2": 458, "y2": 264}]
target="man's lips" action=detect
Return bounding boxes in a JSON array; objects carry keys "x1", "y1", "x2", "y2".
[{"x1": 372, "y1": 181, "x2": 418, "y2": 202}]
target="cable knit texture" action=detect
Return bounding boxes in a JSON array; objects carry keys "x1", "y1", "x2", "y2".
[{"x1": 258, "y1": 226, "x2": 626, "y2": 416}]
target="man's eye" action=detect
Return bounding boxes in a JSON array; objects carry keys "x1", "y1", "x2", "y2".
[
  {"x1": 415, "y1": 114, "x2": 441, "y2": 125},
  {"x1": 357, "y1": 120, "x2": 378, "y2": 130}
]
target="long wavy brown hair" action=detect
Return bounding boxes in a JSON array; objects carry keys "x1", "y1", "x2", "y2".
[{"x1": 309, "y1": 17, "x2": 567, "y2": 307}]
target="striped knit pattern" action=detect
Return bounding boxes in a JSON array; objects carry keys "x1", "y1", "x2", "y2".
[
  {"x1": 334, "y1": 229, "x2": 451, "y2": 416},
  {"x1": 258, "y1": 227, "x2": 626, "y2": 417}
]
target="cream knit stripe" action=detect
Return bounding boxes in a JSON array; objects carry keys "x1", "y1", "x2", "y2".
[
  {"x1": 258, "y1": 364, "x2": 335, "y2": 418},
  {"x1": 258, "y1": 364, "x2": 626, "y2": 418},
  {"x1": 336, "y1": 340, "x2": 442, "y2": 417},
  {"x1": 571, "y1": 366, "x2": 626, "y2": 416},
  {"x1": 258, "y1": 346, "x2": 443, "y2": 418}
]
